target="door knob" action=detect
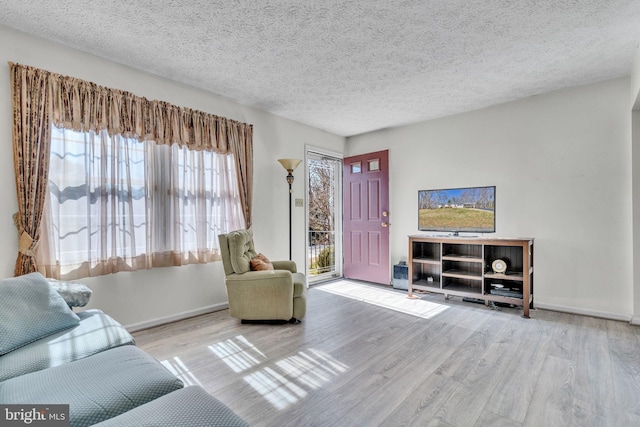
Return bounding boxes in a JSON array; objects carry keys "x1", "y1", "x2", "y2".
[
  {"x1": 381, "y1": 222, "x2": 389, "y2": 227},
  {"x1": 382, "y1": 211, "x2": 389, "y2": 217}
]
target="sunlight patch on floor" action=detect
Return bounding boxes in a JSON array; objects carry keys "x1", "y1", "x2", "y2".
[
  {"x1": 208, "y1": 334, "x2": 350, "y2": 411},
  {"x1": 243, "y1": 347, "x2": 349, "y2": 410},
  {"x1": 274, "y1": 348, "x2": 348, "y2": 390},
  {"x1": 316, "y1": 280, "x2": 449, "y2": 319},
  {"x1": 208, "y1": 335, "x2": 267, "y2": 373},
  {"x1": 160, "y1": 356, "x2": 202, "y2": 386},
  {"x1": 244, "y1": 366, "x2": 308, "y2": 410}
]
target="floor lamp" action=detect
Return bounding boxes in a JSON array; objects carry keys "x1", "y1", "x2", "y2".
[{"x1": 278, "y1": 158, "x2": 302, "y2": 260}]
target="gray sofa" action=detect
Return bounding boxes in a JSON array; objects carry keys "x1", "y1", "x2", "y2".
[{"x1": 0, "y1": 272, "x2": 249, "y2": 427}]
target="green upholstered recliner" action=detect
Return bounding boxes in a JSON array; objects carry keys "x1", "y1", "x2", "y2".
[{"x1": 218, "y1": 229, "x2": 307, "y2": 323}]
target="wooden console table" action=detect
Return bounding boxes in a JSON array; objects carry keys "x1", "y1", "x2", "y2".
[{"x1": 408, "y1": 235, "x2": 534, "y2": 317}]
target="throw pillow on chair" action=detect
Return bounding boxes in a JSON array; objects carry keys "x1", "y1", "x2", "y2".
[{"x1": 250, "y1": 253, "x2": 274, "y2": 271}]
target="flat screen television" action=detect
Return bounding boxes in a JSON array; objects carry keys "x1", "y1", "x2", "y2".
[{"x1": 418, "y1": 186, "x2": 495, "y2": 234}]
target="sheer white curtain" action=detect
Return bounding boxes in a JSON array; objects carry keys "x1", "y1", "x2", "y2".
[{"x1": 41, "y1": 125, "x2": 245, "y2": 279}]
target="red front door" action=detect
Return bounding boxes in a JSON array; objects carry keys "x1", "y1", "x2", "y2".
[{"x1": 343, "y1": 150, "x2": 390, "y2": 285}]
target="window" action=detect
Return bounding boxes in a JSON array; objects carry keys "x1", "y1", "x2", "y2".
[
  {"x1": 9, "y1": 63, "x2": 253, "y2": 278},
  {"x1": 45, "y1": 125, "x2": 245, "y2": 279},
  {"x1": 307, "y1": 151, "x2": 343, "y2": 281}
]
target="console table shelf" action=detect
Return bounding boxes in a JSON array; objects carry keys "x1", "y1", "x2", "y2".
[
  {"x1": 413, "y1": 257, "x2": 441, "y2": 265},
  {"x1": 442, "y1": 270, "x2": 483, "y2": 280},
  {"x1": 484, "y1": 272, "x2": 524, "y2": 281},
  {"x1": 408, "y1": 235, "x2": 534, "y2": 318},
  {"x1": 442, "y1": 255, "x2": 483, "y2": 262},
  {"x1": 412, "y1": 280, "x2": 441, "y2": 292}
]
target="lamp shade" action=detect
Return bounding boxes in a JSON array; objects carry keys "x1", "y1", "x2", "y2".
[{"x1": 278, "y1": 158, "x2": 302, "y2": 172}]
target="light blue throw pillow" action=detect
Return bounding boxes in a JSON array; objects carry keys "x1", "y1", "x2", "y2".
[
  {"x1": 47, "y1": 279, "x2": 92, "y2": 307},
  {"x1": 0, "y1": 272, "x2": 81, "y2": 355}
]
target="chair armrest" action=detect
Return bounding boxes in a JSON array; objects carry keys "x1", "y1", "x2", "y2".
[
  {"x1": 271, "y1": 260, "x2": 297, "y2": 273},
  {"x1": 225, "y1": 270, "x2": 293, "y2": 286}
]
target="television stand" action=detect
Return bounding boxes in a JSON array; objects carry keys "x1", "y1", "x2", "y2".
[
  {"x1": 408, "y1": 235, "x2": 534, "y2": 317},
  {"x1": 441, "y1": 232, "x2": 479, "y2": 238}
]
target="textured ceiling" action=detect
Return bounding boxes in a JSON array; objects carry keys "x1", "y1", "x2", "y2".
[{"x1": 1, "y1": 1, "x2": 640, "y2": 136}]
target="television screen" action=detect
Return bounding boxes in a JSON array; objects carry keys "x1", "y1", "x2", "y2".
[{"x1": 418, "y1": 186, "x2": 495, "y2": 234}]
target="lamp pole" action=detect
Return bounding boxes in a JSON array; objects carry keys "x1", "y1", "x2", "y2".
[
  {"x1": 278, "y1": 159, "x2": 302, "y2": 260},
  {"x1": 286, "y1": 171, "x2": 294, "y2": 260}
]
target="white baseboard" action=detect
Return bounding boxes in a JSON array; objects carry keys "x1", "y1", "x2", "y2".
[
  {"x1": 123, "y1": 301, "x2": 639, "y2": 331},
  {"x1": 535, "y1": 302, "x2": 632, "y2": 323},
  {"x1": 125, "y1": 303, "x2": 228, "y2": 332}
]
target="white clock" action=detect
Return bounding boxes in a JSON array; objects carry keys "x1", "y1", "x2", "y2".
[{"x1": 492, "y1": 259, "x2": 507, "y2": 274}]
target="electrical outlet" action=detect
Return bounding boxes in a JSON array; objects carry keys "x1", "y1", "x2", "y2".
[{"x1": 295, "y1": 198, "x2": 304, "y2": 207}]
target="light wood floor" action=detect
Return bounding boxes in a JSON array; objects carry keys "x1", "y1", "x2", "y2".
[{"x1": 133, "y1": 280, "x2": 640, "y2": 427}]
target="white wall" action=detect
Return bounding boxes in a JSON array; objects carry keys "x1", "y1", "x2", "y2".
[
  {"x1": 0, "y1": 25, "x2": 345, "y2": 329},
  {"x1": 632, "y1": 110, "x2": 640, "y2": 325},
  {"x1": 631, "y1": 44, "x2": 640, "y2": 109},
  {"x1": 347, "y1": 78, "x2": 634, "y2": 320},
  {"x1": 631, "y1": 43, "x2": 640, "y2": 325}
]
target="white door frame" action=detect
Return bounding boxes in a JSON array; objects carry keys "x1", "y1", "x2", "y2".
[{"x1": 305, "y1": 145, "x2": 344, "y2": 283}]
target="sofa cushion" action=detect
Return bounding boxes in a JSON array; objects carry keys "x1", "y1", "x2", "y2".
[
  {"x1": 0, "y1": 309, "x2": 135, "y2": 382},
  {"x1": 92, "y1": 386, "x2": 250, "y2": 427},
  {"x1": 0, "y1": 345, "x2": 183, "y2": 427},
  {"x1": 0, "y1": 272, "x2": 80, "y2": 355},
  {"x1": 227, "y1": 229, "x2": 257, "y2": 274}
]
